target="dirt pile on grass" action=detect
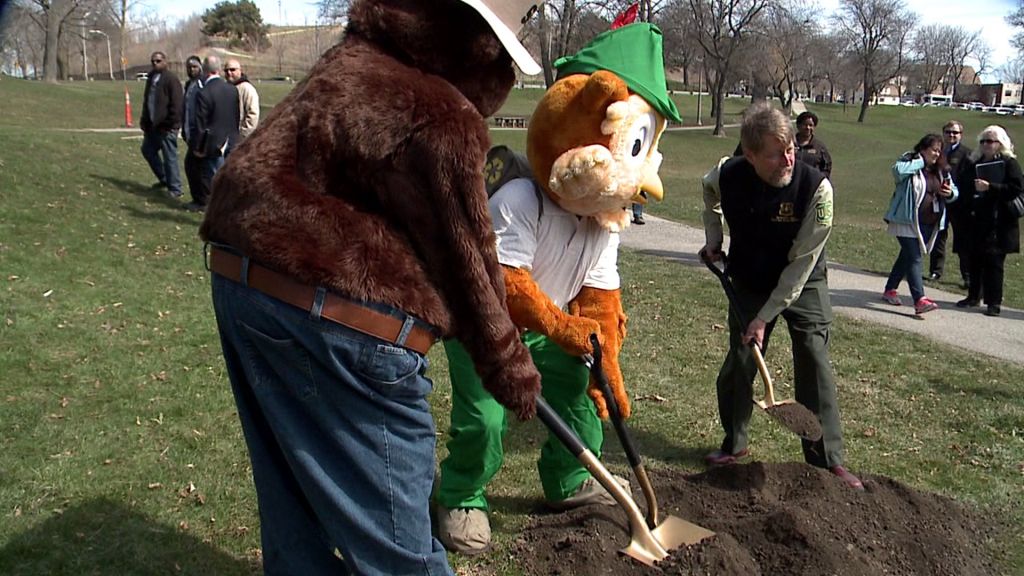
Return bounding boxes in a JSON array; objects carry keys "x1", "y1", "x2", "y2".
[{"x1": 512, "y1": 462, "x2": 1001, "y2": 575}]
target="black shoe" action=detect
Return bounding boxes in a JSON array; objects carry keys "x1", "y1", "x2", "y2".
[
  {"x1": 929, "y1": 272, "x2": 941, "y2": 281},
  {"x1": 632, "y1": 216, "x2": 645, "y2": 225},
  {"x1": 956, "y1": 298, "x2": 979, "y2": 308},
  {"x1": 984, "y1": 305, "x2": 1001, "y2": 317},
  {"x1": 182, "y1": 201, "x2": 205, "y2": 213}
]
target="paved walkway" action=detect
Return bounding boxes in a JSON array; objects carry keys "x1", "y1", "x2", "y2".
[{"x1": 621, "y1": 215, "x2": 1024, "y2": 366}]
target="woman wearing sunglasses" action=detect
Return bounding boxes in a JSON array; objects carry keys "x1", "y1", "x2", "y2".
[
  {"x1": 882, "y1": 134, "x2": 959, "y2": 315},
  {"x1": 956, "y1": 125, "x2": 1023, "y2": 316}
]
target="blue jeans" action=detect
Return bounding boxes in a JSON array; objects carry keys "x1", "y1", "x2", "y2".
[
  {"x1": 885, "y1": 224, "x2": 934, "y2": 303},
  {"x1": 631, "y1": 203, "x2": 643, "y2": 219},
  {"x1": 210, "y1": 272, "x2": 453, "y2": 576},
  {"x1": 140, "y1": 129, "x2": 181, "y2": 194}
]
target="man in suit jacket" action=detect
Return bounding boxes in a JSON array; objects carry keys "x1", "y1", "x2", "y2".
[
  {"x1": 930, "y1": 120, "x2": 972, "y2": 287},
  {"x1": 188, "y1": 55, "x2": 240, "y2": 212},
  {"x1": 140, "y1": 51, "x2": 184, "y2": 199}
]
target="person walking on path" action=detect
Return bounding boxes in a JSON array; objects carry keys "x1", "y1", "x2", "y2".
[
  {"x1": 189, "y1": 55, "x2": 239, "y2": 212},
  {"x1": 956, "y1": 125, "x2": 1023, "y2": 317},
  {"x1": 139, "y1": 51, "x2": 183, "y2": 199},
  {"x1": 181, "y1": 56, "x2": 205, "y2": 209},
  {"x1": 699, "y1": 104, "x2": 862, "y2": 490},
  {"x1": 225, "y1": 59, "x2": 260, "y2": 140},
  {"x1": 881, "y1": 134, "x2": 958, "y2": 315},
  {"x1": 929, "y1": 121, "x2": 972, "y2": 285}
]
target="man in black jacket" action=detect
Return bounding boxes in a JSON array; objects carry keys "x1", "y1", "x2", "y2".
[
  {"x1": 930, "y1": 120, "x2": 972, "y2": 286},
  {"x1": 140, "y1": 51, "x2": 184, "y2": 198},
  {"x1": 701, "y1": 104, "x2": 862, "y2": 491},
  {"x1": 188, "y1": 55, "x2": 239, "y2": 212}
]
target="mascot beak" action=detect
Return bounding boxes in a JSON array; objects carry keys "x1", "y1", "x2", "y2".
[{"x1": 634, "y1": 171, "x2": 664, "y2": 204}]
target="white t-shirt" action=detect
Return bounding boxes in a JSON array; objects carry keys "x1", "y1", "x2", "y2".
[{"x1": 489, "y1": 178, "x2": 620, "y2": 309}]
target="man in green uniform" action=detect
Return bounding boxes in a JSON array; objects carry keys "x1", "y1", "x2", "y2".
[{"x1": 699, "y1": 104, "x2": 863, "y2": 490}]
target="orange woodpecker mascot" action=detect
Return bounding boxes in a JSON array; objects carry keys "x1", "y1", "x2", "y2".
[{"x1": 436, "y1": 21, "x2": 681, "y2": 555}]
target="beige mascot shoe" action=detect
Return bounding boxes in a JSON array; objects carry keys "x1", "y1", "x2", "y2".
[{"x1": 437, "y1": 505, "x2": 492, "y2": 555}]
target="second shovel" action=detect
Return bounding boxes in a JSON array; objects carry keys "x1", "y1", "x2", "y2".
[{"x1": 702, "y1": 253, "x2": 823, "y2": 442}]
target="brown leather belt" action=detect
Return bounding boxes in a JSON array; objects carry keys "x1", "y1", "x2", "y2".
[{"x1": 208, "y1": 246, "x2": 437, "y2": 355}]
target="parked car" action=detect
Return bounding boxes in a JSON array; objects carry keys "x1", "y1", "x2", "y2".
[
  {"x1": 134, "y1": 72, "x2": 148, "y2": 82},
  {"x1": 968, "y1": 102, "x2": 986, "y2": 110}
]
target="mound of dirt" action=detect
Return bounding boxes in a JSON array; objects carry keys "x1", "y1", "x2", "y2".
[{"x1": 511, "y1": 462, "x2": 1001, "y2": 575}]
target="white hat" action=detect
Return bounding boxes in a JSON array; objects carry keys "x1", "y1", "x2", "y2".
[{"x1": 457, "y1": 0, "x2": 541, "y2": 76}]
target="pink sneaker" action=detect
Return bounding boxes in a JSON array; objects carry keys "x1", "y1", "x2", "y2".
[
  {"x1": 915, "y1": 297, "x2": 939, "y2": 314},
  {"x1": 882, "y1": 289, "x2": 902, "y2": 306}
]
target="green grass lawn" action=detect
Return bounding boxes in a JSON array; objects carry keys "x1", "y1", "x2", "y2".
[{"x1": 1, "y1": 80, "x2": 1022, "y2": 575}]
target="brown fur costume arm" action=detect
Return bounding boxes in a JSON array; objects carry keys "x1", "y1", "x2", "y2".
[
  {"x1": 568, "y1": 286, "x2": 629, "y2": 419},
  {"x1": 504, "y1": 266, "x2": 602, "y2": 356}
]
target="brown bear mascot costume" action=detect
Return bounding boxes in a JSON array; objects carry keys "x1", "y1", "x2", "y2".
[{"x1": 199, "y1": 1, "x2": 543, "y2": 574}]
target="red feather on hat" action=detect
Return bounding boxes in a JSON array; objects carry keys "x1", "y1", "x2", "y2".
[{"x1": 611, "y1": 3, "x2": 639, "y2": 29}]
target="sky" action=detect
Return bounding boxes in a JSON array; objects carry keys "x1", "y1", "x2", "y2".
[{"x1": 160, "y1": 0, "x2": 1021, "y2": 80}]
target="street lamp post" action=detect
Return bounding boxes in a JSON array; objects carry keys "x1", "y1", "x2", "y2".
[
  {"x1": 80, "y1": 20, "x2": 89, "y2": 80},
  {"x1": 696, "y1": 59, "x2": 703, "y2": 127},
  {"x1": 90, "y1": 30, "x2": 114, "y2": 81}
]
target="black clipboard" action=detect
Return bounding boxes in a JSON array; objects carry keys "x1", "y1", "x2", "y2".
[{"x1": 975, "y1": 160, "x2": 1005, "y2": 184}]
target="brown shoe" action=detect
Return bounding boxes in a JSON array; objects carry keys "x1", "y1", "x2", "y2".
[
  {"x1": 704, "y1": 448, "x2": 749, "y2": 466},
  {"x1": 830, "y1": 465, "x2": 865, "y2": 490},
  {"x1": 546, "y1": 475, "x2": 630, "y2": 510},
  {"x1": 436, "y1": 506, "x2": 491, "y2": 555}
]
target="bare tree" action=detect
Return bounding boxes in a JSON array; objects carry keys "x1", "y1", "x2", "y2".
[
  {"x1": 969, "y1": 42, "x2": 991, "y2": 85},
  {"x1": 996, "y1": 57, "x2": 1024, "y2": 85},
  {"x1": 909, "y1": 24, "x2": 948, "y2": 96},
  {"x1": 832, "y1": 0, "x2": 915, "y2": 122},
  {"x1": 686, "y1": 0, "x2": 769, "y2": 135},
  {"x1": 755, "y1": 2, "x2": 817, "y2": 111},
  {"x1": 317, "y1": 0, "x2": 350, "y2": 24},
  {"x1": 658, "y1": 0, "x2": 700, "y2": 85},
  {"x1": 1008, "y1": 0, "x2": 1024, "y2": 53},
  {"x1": 941, "y1": 27, "x2": 980, "y2": 96}
]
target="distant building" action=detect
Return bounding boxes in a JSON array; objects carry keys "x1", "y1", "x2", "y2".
[{"x1": 955, "y1": 83, "x2": 1023, "y2": 106}]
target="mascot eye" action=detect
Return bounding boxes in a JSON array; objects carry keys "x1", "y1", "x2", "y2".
[{"x1": 618, "y1": 111, "x2": 657, "y2": 171}]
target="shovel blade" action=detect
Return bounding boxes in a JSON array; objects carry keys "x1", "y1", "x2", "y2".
[
  {"x1": 619, "y1": 515, "x2": 716, "y2": 567},
  {"x1": 764, "y1": 400, "x2": 823, "y2": 441}
]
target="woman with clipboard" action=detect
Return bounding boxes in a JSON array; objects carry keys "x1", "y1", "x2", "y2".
[{"x1": 956, "y1": 125, "x2": 1023, "y2": 317}]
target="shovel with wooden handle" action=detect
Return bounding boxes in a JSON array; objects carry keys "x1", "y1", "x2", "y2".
[
  {"x1": 535, "y1": 394, "x2": 714, "y2": 567},
  {"x1": 701, "y1": 252, "x2": 824, "y2": 442},
  {"x1": 583, "y1": 333, "x2": 716, "y2": 545}
]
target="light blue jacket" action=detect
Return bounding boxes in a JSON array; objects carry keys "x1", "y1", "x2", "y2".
[{"x1": 884, "y1": 153, "x2": 959, "y2": 251}]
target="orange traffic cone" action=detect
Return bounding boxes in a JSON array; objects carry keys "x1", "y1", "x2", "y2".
[{"x1": 124, "y1": 86, "x2": 133, "y2": 128}]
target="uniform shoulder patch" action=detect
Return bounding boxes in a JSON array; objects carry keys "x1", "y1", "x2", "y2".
[{"x1": 815, "y1": 200, "x2": 833, "y2": 226}]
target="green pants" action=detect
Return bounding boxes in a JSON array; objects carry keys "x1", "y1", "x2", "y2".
[
  {"x1": 716, "y1": 277, "x2": 845, "y2": 468},
  {"x1": 436, "y1": 333, "x2": 603, "y2": 509}
]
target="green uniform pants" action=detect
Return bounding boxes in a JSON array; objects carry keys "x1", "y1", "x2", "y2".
[
  {"x1": 436, "y1": 333, "x2": 602, "y2": 510},
  {"x1": 716, "y1": 277, "x2": 845, "y2": 468}
]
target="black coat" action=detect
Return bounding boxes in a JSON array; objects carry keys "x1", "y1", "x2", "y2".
[
  {"x1": 140, "y1": 69, "x2": 183, "y2": 132},
  {"x1": 959, "y1": 155, "x2": 1022, "y2": 255},
  {"x1": 195, "y1": 76, "x2": 240, "y2": 158}
]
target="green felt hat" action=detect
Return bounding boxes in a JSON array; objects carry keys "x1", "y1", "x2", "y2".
[{"x1": 554, "y1": 23, "x2": 681, "y2": 123}]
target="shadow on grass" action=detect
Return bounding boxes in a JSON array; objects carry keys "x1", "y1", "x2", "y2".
[{"x1": 0, "y1": 498, "x2": 260, "y2": 576}]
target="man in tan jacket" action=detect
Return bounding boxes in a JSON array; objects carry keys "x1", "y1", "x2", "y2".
[{"x1": 225, "y1": 59, "x2": 259, "y2": 139}]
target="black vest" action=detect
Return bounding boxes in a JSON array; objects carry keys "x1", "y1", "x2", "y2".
[{"x1": 719, "y1": 157, "x2": 827, "y2": 292}]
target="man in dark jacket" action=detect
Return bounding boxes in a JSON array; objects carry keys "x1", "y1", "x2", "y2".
[
  {"x1": 188, "y1": 55, "x2": 239, "y2": 212},
  {"x1": 139, "y1": 51, "x2": 184, "y2": 198},
  {"x1": 931, "y1": 120, "x2": 972, "y2": 286},
  {"x1": 701, "y1": 104, "x2": 862, "y2": 491},
  {"x1": 181, "y1": 56, "x2": 205, "y2": 209}
]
